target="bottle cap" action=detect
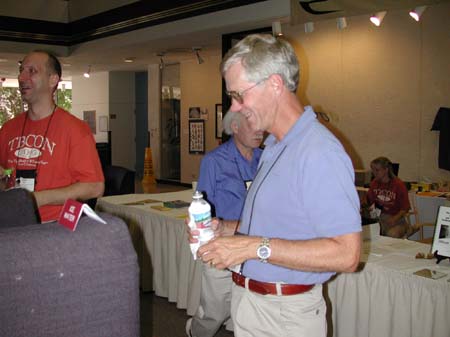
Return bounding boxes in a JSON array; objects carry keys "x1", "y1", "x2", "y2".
[
  {"x1": 192, "y1": 190, "x2": 203, "y2": 199},
  {"x1": 4, "y1": 168, "x2": 13, "y2": 177}
]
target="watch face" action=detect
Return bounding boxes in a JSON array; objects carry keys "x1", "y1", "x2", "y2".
[{"x1": 258, "y1": 246, "x2": 270, "y2": 259}]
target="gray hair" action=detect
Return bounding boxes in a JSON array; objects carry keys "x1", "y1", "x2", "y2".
[
  {"x1": 222, "y1": 110, "x2": 242, "y2": 135},
  {"x1": 220, "y1": 34, "x2": 299, "y2": 92}
]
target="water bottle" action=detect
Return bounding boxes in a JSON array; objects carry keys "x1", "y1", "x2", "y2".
[{"x1": 188, "y1": 191, "x2": 214, "y2": 246}]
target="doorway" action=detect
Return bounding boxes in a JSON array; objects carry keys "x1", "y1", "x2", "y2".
[{"x1": 160, "y1": 64, "x2": 180, "y2": 181}]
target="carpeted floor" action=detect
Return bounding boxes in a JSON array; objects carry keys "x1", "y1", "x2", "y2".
[{"x1": 140, "y1": 291, "x2": 234, "y2": 337}]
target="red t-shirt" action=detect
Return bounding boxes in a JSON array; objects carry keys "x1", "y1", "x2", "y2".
[
  {"x1": 367, "y1": 177, "x2": 410, "y2": 216},
  {"x1": 0, "y1": 108, "x2": 104, "y2": 222}
]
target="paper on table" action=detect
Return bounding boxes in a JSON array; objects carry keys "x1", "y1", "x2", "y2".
[
  {"x1": 151, "y1": 205, "x2": 172, "y2": 211},
  {"x1": 122, "y1": 198, "x2": 161, "y2": 205},
  {"x1": 414, "y1": 268, "x2": 447, "y2": 280}
]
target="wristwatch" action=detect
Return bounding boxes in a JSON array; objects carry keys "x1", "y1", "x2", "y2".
[{"x1": 256, "y1": 237, "x2": 271, "y2": 263}]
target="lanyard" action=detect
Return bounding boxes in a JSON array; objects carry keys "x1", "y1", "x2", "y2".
[
  {"x1": 245, "y1": 145, "x2": 287, "y2": 235},
  {"x1": 15, "y1": 105, "x2": 57, "y2": 184}
]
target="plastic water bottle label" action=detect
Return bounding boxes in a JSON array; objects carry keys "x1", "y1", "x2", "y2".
[{"x1": 192, "y1": 211, "x2": 211, "y2": 229}]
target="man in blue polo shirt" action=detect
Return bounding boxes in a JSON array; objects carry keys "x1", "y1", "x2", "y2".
[
  {"x1": 194, "y1": 34, "x2": 362, "y2": 337},
  {"x1": 186, "y1": 110, "x2": 263, "y2": 337}
]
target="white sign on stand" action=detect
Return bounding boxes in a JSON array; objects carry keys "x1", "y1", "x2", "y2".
[{"x1": 431, "y1": 206, "x2": 450, "y2": 259}]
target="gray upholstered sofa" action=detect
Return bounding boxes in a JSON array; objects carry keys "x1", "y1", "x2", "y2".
[{"x1": 0, "y1": 205, "x2": 140, "y2": 337}]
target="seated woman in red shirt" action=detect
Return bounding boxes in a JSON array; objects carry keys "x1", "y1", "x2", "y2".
[{"x1": 366, "y1": 157, "x2": 415, "y2": 238}]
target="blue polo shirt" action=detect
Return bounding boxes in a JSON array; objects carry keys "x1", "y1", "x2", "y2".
[
  {"x1": 197, "y1": 138, "x2": 262, "y2": 220},
  {"x1": 239, "y1": 106, "x2": 361, "y2": 285}
]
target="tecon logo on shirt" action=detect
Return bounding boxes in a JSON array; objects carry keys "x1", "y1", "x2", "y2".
[{"x1": 8, "y1": 134, "x2": 56, "y2": 159}]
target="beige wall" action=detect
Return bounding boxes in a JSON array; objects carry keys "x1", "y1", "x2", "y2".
[
  {"x1": 172, "y1": 3, "x2": 450, "y2": 184},
  {"x1": 284, "y1": 2, "x2": 450, "y2": 182},
  {"x1": 179, "y1": 54, "x2": 222, "y2": 183}
]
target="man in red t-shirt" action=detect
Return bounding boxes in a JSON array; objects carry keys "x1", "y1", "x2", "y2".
[{"x1": 0, "y1": 50, "x2": 104, "y2": 222}]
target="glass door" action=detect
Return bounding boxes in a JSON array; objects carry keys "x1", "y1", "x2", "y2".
[{"x1": 160, "y1": 64, "x2": 180, "y2": 181}]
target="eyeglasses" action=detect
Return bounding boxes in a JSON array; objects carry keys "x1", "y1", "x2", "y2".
[{"x1": 226, "y1": 79, "x2": 267, "y2": 104}]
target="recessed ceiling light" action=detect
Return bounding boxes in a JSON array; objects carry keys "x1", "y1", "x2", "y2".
[
  {"x1": 124, "y1": 57, "x2": 135, "y2": 63},
  {"x1": 0, "y1": 58, "x2": 8, "y2": 62}
]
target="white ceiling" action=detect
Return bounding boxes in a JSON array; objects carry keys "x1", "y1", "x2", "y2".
[{"x1": 0, "y1": 0, "x2": 445, "y2": 80}]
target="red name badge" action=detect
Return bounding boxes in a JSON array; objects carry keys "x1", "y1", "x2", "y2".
[{"x1": 58, "y1": 199, "x2": 106, "y2": 231}]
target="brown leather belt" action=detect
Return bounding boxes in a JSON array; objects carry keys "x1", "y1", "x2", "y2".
[{"x1": 232, "y1": 272, "x2": 314, "y2": 296}]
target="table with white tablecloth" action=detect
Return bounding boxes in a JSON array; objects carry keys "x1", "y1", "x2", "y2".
[
  {"x1": 96, "y1": 189, "x2": 202, "y2": 315},
  {"x1": 97, "y1": 192, "x2": 450, "y2": 336},
  {"x1": 327, "y1": 223, "x2": 450, "y2": 337}
]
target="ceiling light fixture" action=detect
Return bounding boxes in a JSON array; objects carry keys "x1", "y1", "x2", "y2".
[
  {"x1": 337, "y1": 17, "x2": 347, "y2": 30},
  {"x1": 124, "y1": 57, "x2": 135, "y2": 63},
  {"x1": 304, "y1": 22, "x2": 314, "y2": 34},
  {"x1": 272, "y1": 21, "x2": 283, "y2": 37},
  {"x1": 83, "y1": 65, "x2": 91, "y2": 78},
  {"x1": 409, "y1": 6, "x2": 427, "y2": 22},
  {"x1": 370, "y1": 11, "x2": 387, "y2": 27},
  {"x1": 192, "y1": 47, "x2": 204, "y2": 65}
]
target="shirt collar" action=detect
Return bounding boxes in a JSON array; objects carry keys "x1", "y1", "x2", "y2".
[{"x1": 264, "y1": 105, "x2": 316, "y2": 148}]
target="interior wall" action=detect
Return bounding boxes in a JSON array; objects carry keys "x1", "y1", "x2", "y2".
[
  {"x1": 180, "y1": 54, "x2": 222, "y2": 184},
  {"x1": 109, "y1": 71, "x2": 136, "y2": 170},
  {"x1": 71, "y1": 72, "x2": 109, "y2": 143},
  {"x1": 171, "y1": 3, "x2": 450, "y2": 185},
  {"x1": 284, "y1": 2, "x2": 450, "y2": 182}
]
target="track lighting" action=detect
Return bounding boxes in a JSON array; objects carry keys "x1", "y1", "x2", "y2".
[
  {"x1": 272, "y1": 21, "x2": 283, "y2": 37},
  {"x1": 370, "y1": 11, "x2": 386, "y2": 27},
  {"x1": 192, "y1": 47, "x2": 204, "y2": 65},
  {"x1": 337, "y1": 17, "x2": 347, "y2": 30},
  {"x1": 409, "y1": 6, "x2": 427, "y2": 21},
  {"x1": 83, "y1": 65, "x2": 91, "y2": 78}
]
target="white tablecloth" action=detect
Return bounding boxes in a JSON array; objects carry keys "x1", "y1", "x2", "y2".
[
  {"x1": 327, "y1": 224, "x2": 450, "y2": 337},
  {"x1": 96, "y1": 190, "x2": 202, "y2": 315},
  {"x1": 97, "y1": 193, "x2": 450, "y2": 335}
]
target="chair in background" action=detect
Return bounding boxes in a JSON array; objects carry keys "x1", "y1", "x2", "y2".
[
  {"x1": 87, "y1": 165, "x2": 135, "y2": 209},
  {"x1": 104, "y1": 165, "x2": 135, "y2": 196},
  {"x1": 407, "y1": 192, "x2": 435, "y2": 243}
]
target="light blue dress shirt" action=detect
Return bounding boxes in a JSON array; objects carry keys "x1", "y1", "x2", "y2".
[{"x1": 197, "y1": 138, "x2": 262, "y2": 220}]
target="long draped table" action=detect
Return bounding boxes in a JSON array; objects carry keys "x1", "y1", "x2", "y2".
[
  {"x1": 96, "y1": 189, "x2": 202, "y2": 315},
  {"x1": 97, "y1": 191, "x2": 450, "y2": 336},
  {"x1": 327, "y1": 224, "x2": 450, "y2": 337}
]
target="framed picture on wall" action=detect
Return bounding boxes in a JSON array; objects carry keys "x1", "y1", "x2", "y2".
[
  {"x1": 215, "y1": 104, "x2": 223, "y2": 139},
  {"x1": 189, "y1": 119, "x2": 205, "y2": 154}
]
